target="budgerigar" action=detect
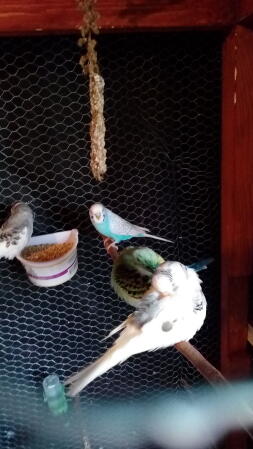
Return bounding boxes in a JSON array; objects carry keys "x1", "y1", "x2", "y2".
[
  {"x1": 65, "y1": 261, "x2": 206, "y2": 396},
  {"x1": 0, "y1": 202, "x2": 34, "y2": 259},
  {"x1": 111, "y1": 246, "x2": 213, "y2": 307},
  {"x1": 111, "y1": 247, "x2": 165, "y2": 307},
  {"x1": 89, "y1": 203, "x2": 173, "y2": 246}
]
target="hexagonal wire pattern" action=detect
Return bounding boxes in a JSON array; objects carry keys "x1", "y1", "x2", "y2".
[{"x1": 0, "y1": 32, "x2": 221, "y2": 448}]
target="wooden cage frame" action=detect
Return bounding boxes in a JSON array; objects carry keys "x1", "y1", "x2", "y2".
[{"x1": 0, "y1": 1, "x2": 252, "y2": 447}]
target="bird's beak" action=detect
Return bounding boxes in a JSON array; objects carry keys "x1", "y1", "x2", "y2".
[{"x1": 95, "y1": 213, "x2": 101, "y2": 221}]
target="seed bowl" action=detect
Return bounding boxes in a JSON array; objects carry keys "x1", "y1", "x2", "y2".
[{"x1": 17, "y1": 229, "x2": 78, "y2": 287}]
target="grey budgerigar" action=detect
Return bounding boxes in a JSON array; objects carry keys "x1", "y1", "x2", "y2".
[{"x1": 0, "y1": 202, "x2": 34, "y2": 259}]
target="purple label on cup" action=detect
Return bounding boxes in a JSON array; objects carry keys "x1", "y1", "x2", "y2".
[{"x1": 27, "y1": 257, "x2": 77, "y2": 281}]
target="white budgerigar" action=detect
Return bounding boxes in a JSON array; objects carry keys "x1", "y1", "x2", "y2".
[
  {"x1": 65, "y1": 261, "x2": 206, "y2": 396},
  {"x1": 89, "y1": 202, "x2": 173, "y2": 245},
  {"x1": 0, "y1": 201, "x2": 34, "y2": 259}
]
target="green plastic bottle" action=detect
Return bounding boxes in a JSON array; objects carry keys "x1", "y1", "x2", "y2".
[{"x1": 43, "y1": 374, "x2": 68, "y2": 416}]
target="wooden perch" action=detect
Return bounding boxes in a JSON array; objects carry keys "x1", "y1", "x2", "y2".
[
  {"x1": 102, "y1": 236, "x2": 118, "y2": 261},
  {"x1": 102, "y1": 235, "x2": 227, "y2": 385},
  {"x1": 175, "y1": 341, "x2": 227, "y2": 384}
]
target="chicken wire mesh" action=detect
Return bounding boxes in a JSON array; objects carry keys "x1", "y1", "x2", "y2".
[{"x1": 0, "y1": 32, "x2": 221, "y2": 449}]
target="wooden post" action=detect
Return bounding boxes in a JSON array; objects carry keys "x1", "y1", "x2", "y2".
[
  {"x1": 221, "y1": 24, "x2": 253, "y2": 449},
  {"x1": 0, "y1": 0, "x2": 234, "y2": 35}
]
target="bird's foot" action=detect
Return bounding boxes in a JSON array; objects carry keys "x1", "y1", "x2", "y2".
[
  {"x1": 107, "y1": 240, "x2": 118, "y2": 251},
  {"x1": 102, "y1": 236, "x2": 119, "y2": 261}
]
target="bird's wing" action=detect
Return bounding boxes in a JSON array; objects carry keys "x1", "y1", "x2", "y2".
[
  {"x1": 134, "y1": 290, "x2": 163, "y2": 326},
  {"x1": 111, "y1": 258, "x2": 153, "y2": 306},
  {"x1": 184, "y1": 267, "x2": 207, "y2": 314},
  {"x1": 106, "y1": 208, "x2": 149, "y2": 236},
  {"x1": 192, "y1": 289, "x2": 207, "y2": 313},
  {"x1": 0, "y1": 226, "x2": 29, "y2": 259}
]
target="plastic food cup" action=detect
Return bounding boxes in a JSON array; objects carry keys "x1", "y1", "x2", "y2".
[{"x1": 17, "y1": 229, "x2": 78, "y2": 287}]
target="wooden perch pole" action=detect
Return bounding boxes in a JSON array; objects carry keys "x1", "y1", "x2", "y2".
[
  {"x1": 175, "y1": 341, "x2": 227, "y2": 384},
  {"x1": 101, "y1": 235, "x2": 227, "y2": 385},
  {"x1": 102, "y1": 236, "x2": 118, "y2": 261}
]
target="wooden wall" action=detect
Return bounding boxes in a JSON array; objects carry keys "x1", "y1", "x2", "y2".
[
  {"x1": 221, "y1": 24, "x2": 253, "y2": 378},
  {"x1": 221, "y1": 22, "x2": 253, "y2": 449},
  {"x1": 0, "y1": 0, "x2": 235, "y2": 35}
]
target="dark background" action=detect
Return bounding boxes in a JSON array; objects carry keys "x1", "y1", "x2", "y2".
[{"x1": 0, "y1": 32, "x2": 221, "y2": 448}]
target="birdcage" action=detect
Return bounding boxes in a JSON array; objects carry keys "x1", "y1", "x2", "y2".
[{"x1": 0, "y1": 2, "x2": 252, "y2": 449}]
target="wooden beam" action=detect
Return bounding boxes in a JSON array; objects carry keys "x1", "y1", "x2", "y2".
[
  {"x1": 0, "y1": 0, "x2": 234, "y2": 35},
  {"x1": 222, "y1": 23, "x2": 253, "y2": 377},
  {"x1": 236, "y1": 0, "x2": 253, "y2": 24},
  {"x1": 221, "y1": 24, "x2": 253, "y2": 449}
]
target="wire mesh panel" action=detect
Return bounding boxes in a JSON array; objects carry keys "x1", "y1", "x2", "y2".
[{"x1": 0, "y1": 32, "x2": 221, "y2": 449}]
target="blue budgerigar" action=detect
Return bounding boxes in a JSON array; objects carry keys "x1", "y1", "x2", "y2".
[{"x1": 89, "y1": 203, "x2": 173, "y2": 246}]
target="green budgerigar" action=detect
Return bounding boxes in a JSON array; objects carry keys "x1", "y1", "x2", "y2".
[
  {"x1": 111, "y1": 247, "x2": 164, "y2": 307},
  {"x1": 111, "y1": 247, "x2": 214, "y2": 308}
]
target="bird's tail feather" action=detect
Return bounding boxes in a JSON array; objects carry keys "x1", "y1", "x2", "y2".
[
  {"x1": 139, "y1": 226, "x2": 150, "y2": 232},
  {"x1": 145, "y1": 233, "x2": 173, "y2": 243},
  {"x1": 65, "y1": 326, "x2": 139, "y2": 397},
  {"x1": 188, "y1": 257, "x2": 214, "y2": 272},
  {"x1": 101, "y1": 319, "x2": 129, "y2": 342}
]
